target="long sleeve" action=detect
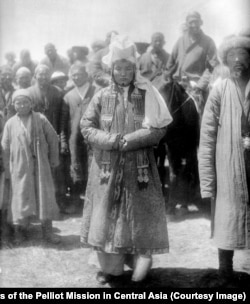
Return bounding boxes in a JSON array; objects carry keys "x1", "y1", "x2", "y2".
[
  {"x1": 41, "y1": 115, "x2": 59, "y2": 168},
  {"x1": 198, "y1": 83, "x2": 221, "y2": 198},
  {"x1": 1, "y1": 122, "x2": 10, "y2": 177},
  {"x1": 121, "y1": 127, "x2": 166, "y2": 152}
]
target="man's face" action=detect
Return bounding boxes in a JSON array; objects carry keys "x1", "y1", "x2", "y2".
[
  {"x1": 14, "y1": 97, "x2": 32, "y2": 116},
  {"x1": 46, "y1": 47, "x2": 57, "y2": 61},
  {"x1": 1, "y1": 72, "x2": 13, "y2": 90},
  {"x1": 152, "y1": 37, "x2": 164, "y2": 52},
  {"x1": 53, "y1": 78, "x2": 67, "y2": 90},
  {"x1": 71, "y1": 69, "x2": 88, "y2": 87},
  {"x1": 16, "y1": 74, "x2": 31, "y2": 89},
  {"x1": 36, "y1": 69, "x2": 50, "y2": 87},
  {"x1": 113, "y1": 60, "x2": 135, "y2": 87},
  {"x1": 227, "y1": 48, "x2": 250, "y2": 78},
  {"x1": 187, "y1": 18, "x2": 201, "y2": 35}
]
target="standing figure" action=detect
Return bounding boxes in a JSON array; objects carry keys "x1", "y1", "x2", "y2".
[
  {"x1": 0, "y1": 109, "x2": 7, "y2": 247},
  {"x1": 0, "y1": 66, "x2": 15, "y2": 120},
  {"x1": 80, "y1": 35, "x2": 172, "y2": 285},
  {"x1": 28, "y1": 64, "x2": 65, "y2": 212},
  {"x1": 0, "y1": 110, "x2": 4, "y2": 220},
  {"x1": 60, "y1": 62, "x2": 96, "y2": 213},
  {"x1": 13, "y1": 49, "x2": 37, "y2": 78},
  {"x1": 1, "y1": 89, "x2": 60, "y2": 245},
  {"x1": 199, "y1": 35, "x2": 250, "y2": 286},
  {"x1": 28, "y1": 65, "x2": 62, "y2": 136},
  {"x1": 15, "y1": 67, "x2": 32, "y2": 89},
  {"x1": 4, "y1": 52, "x2": 16, "y2": 69},
  {"x1": 40, "y1": 43, "x2": 70, "y2": 76}
]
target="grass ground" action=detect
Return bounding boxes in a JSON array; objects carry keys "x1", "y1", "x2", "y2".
[{"x1": 0, "y1": 204, "x2": 250, "y2": 288}]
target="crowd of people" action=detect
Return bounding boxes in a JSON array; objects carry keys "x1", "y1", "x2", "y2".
[{"x1": 0, "y1": 10, "x2": 250, "y2": 287}]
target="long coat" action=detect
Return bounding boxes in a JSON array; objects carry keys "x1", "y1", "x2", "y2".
[
  {"x1": 1, "y1": 112, "x2": 59, "y2": 223},
  {"x1": 80, "y1": 83, "x2": 169, "y2": 255},
  {"x1": 199, "y1": 78, "x2": 250, "y2": 250},
  {"x1": 60, "y1": 83, "x2": 96, "y2": 184},
  {"x1": 28, "y1": 84, "x2": 63, "y2": 134}
]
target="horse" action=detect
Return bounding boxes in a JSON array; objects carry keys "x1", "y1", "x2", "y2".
[{"x1": 156, "y1": 78, "x2": 201, "y2": 214}]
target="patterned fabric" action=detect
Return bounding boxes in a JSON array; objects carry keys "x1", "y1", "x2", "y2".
[{"x1": 80, "y1": 83, "x2": 169, "y2": 255}]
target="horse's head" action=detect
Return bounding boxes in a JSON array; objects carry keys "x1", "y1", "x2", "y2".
[
  {"x1": 159, "y1": 81, "x2": 185, "y2": 114},
  {"x1": 159, "y1": 80, "x2": 199, "y2": 128}
]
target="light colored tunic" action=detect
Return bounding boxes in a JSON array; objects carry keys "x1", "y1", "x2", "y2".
[
  {"x1": 1, "y1": 111, "x2": 59, "y2": 224},
  {"x1": 199, "y1": 78, "x2": 250, "y2": 250}
]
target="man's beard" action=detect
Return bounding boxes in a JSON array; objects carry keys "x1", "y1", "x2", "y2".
[{"x1": 231, "y1": 66, "x2": 250, "y2": 79}]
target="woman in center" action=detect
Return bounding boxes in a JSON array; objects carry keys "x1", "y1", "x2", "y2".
[{"x1": 80, "y1": 35, "x2": 172, "y2": 284}]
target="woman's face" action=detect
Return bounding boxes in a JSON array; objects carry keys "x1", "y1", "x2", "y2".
[
  {"x1": 14, "y1": 96, "x2": 32, "y2": 116},
  {"x1": 227, "y1": 47, "x2": 250, "y2": 78},
  {"x1": 113, "y1": 60, "x2": 135, "y2": 87}
]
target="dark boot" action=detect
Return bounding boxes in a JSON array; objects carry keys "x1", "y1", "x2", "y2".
[
  {"x1": 41, "y1": 220, "x2": 60, "y2": 244},
  {"x1": 218, "y1": 248, "x2": 234, "y2": 286}
]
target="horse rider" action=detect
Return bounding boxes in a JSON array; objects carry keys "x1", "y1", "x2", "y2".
[{"x1": 165, "y1": 11, "x2": 218, "y2": 119}]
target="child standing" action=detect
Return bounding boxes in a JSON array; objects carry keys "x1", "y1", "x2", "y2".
[{"x1": 1, "y1": 89, "x2": 60, "y2": 245}]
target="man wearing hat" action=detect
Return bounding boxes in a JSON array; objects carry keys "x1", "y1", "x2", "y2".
[
  {"x1": 80, "y1": 35, "x2": 172, "y2": 285},
  {"x1": 199, "y1": 34, "x2": 250, "y2": 286},
  {"x1": 50, "y1": 71, "x2": 69, "y2": 94},
  {"x1": 1, "y1": 89, "x2": 60, "y2": 245}
]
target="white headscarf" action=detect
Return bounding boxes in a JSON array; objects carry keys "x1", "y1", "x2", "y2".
[{"x1": 102, "y1": 34, "x2": 172, "y2": 129}]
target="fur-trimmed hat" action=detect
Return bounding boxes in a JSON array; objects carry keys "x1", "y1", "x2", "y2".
[{"x1": 218, "y1": 35, "x2": 250, "y2": 65}]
